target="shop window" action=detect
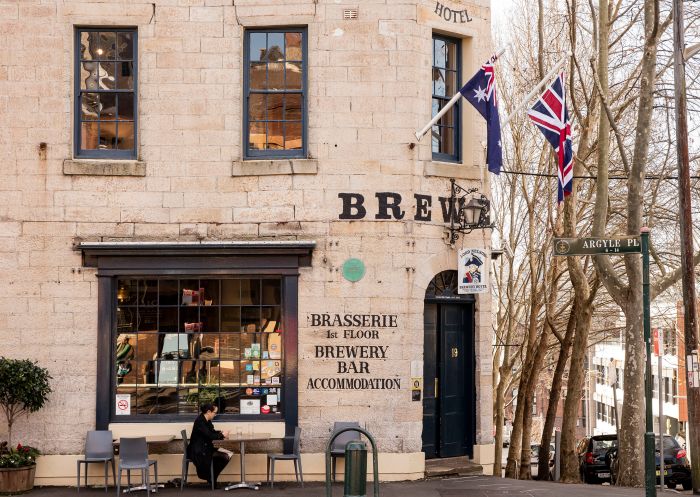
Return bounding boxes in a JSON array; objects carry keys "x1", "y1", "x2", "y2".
[
  {"x1": 431, "y1": 35, "x2": 460, "y2": 162},
  {"x1": 244, "y1": 28, "x2": 306, "y2": 158},
  {"x1": 75, "y1": 28, "x2": 137, "y2": 159},
  {"x1": 114, "y1": 278, "x2": 283, "y2": 418}
]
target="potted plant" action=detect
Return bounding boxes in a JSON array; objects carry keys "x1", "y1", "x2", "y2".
[{"x1": 0, "y1": 358, "x2": 52, "y2": 494}]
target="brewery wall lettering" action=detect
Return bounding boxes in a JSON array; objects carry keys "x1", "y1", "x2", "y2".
[{"x1": 306, "y1": 313, "x2": 401, "y2": 390}]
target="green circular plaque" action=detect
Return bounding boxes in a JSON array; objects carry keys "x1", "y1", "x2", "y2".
[{"x1": 342, "y1": 258, "x2": 366, "y2": 282}]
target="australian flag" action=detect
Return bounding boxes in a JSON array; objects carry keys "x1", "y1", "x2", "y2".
[
  {"x1": 460, "y1": 62, "x2": 502, "y2": 175},
  {"x1": 527, "y1": 73, "x2": 573, "y2": 202}
]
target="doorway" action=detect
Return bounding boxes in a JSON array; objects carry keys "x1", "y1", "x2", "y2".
[{"x1": 422, "y1": 270, "x2": 476, "y2": 459}]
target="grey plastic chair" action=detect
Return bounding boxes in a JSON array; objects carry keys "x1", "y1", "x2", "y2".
[
  {"x1": 116, "y1": 437, "x2": 158, "y2": 497},
  {"x1": 266, "y1": 427, "x2": 303, "y2": 488},
  {"x1": 180, "y1": 429, "x2": 215, "y2": 491},
  {"x1": 330, "y1": 422, "x2": 361, "y2": 481},
  {"x1": 77, "y1": 430, "x2": 115, "y2": 492}
]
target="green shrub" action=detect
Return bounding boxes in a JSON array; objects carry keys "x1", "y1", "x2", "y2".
[{"x1": 0, "y1": 358, "x2": 52, "y2": 446}]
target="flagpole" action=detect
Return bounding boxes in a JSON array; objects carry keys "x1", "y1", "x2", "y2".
[
  {"x1": 501, "y1": 53, "x2": 570, "y2": 127},
  {"x1": 414, "y1": 47, "x2": 507, "y2": 141}
]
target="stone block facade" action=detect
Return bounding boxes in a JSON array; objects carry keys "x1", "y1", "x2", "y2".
[{"x1": 0, "y1": 0, "x2": 495, "y2": 482}]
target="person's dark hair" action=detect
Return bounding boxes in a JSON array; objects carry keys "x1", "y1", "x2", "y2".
[{"x1": 200, "y1": 403, "x2": 216, "y2": 414}]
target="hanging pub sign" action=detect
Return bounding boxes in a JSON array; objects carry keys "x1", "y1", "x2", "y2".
[{"x1": 457, "y1": 248, "x2": 489, "y2": 294}]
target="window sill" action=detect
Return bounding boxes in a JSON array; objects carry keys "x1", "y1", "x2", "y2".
[
  {"x1": 232, "y1": 159, "x2": 318, "y2": 177},
  {"x1": 424, "y1": 161, "x2": 481, "y2": 180},
  {"x1": 63, "y1": 159, "x2": 146, "y2": 177}
]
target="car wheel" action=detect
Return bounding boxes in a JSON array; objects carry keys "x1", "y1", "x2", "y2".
[{"x1": 682, "y1": 481, "x2": 692, "y2": 491}]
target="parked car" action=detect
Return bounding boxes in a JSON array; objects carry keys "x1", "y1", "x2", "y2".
[
  {"x1": 530, "y1": 443, "x2": 556, "y2": 479},
  {"x1": 608, "y1": 435, "x2": 691, "y2": 490},
  {"x1": 577, "y1": 434, "x2": 617, "y2": 483}
]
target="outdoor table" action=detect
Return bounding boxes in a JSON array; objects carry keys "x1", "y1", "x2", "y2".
[
  {"x1": 222, "y1": 432, "x2": 271, "y2": 491},
  {"x1": 113, "y1": 435, "x2": 176, "y2": 493}
]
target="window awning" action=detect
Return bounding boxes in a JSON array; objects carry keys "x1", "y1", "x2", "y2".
[{"x1": 79, "y1": 240, "x2": 316, "y2": 271}]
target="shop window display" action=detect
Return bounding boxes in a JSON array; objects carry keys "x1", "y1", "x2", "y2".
[{"x1": 115, "y1": 278, "x2": 283, "y2": 418}]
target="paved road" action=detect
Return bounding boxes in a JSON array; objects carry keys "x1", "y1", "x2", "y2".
[{"x1": 33, "y1": 475, "x2": 661, "y2": 497}]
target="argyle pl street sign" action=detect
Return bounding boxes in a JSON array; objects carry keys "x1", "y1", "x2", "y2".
[{"x1": 553, "y1": 236, "x2": 642, "y2": 256}]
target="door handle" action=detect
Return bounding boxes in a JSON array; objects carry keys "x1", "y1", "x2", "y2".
[{"x1": 435, "y1": 377, "x2": 438, "y2": 396}]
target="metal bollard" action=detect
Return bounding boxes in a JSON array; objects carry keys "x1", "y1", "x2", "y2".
[
  {"x1": 325, "y1": 427, "x2": 379, "y2": 497},
  {"x1": 343, "y1": 441, "x2": 368, "y2": 497}
]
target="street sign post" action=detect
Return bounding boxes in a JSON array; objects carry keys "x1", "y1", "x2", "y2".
[{"x1": 554, "y1": 231, "x2": 655, "y2": 497}]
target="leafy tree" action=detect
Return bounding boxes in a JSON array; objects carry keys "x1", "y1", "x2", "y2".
[{"x1": 0, "y1": 358, "x2": 52, "y2": 446}]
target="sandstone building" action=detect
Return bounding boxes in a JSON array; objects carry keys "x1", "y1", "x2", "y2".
[{"x1": 0, "y1": 0, "x2": 496, "y2": 483}]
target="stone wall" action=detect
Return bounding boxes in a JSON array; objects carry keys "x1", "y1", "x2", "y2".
[{"x1": 0, "y1": 0, "x2": 494, "y2": 469}]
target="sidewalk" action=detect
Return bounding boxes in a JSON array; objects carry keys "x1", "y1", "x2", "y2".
[{"x1": 32, "y1": 475, "x2": 650, "y2": 497}]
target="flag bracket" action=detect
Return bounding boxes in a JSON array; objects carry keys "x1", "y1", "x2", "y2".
[{"x1": 446, "y1": 178, "x2": 494, "y2": 244}]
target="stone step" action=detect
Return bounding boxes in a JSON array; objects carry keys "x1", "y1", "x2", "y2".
[{"x1": 425, "y1": 456, "x2": 484, "y2": 478}]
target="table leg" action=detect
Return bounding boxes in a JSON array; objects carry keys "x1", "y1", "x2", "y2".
[{"x1": 225, "y1": 441, "x2": 261, "y2": 491}]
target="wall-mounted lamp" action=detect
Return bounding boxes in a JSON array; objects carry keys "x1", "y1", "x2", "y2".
[{"x1": 446, "y1": 178, "x2": 494, "y2": 244}]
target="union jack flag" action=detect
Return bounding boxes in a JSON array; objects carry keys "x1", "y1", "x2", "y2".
[{"x1": 527, "y1": 73, "x2": 573, "y2": 202}]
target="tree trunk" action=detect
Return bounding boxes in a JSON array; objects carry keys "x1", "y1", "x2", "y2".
[
  {"x1": 505, "y1": 375, "x2": 527, "y2": 478},
  {"x1": 537, "y1": 303, "x2": 576, "y2": 479},
  {"x1": 560, "y1": 298, "x2": 593, "y2": 482}
]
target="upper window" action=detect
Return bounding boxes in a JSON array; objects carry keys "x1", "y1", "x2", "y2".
[
  {"x1": 75, "y1": 29, "x2": 137, "y2": 159},
  {"x1": 244, "y1": 29, "x2": 306, "y2": 159},
  {"x1": 432, "y1": 35, "x2": 460, "y2": 162}
]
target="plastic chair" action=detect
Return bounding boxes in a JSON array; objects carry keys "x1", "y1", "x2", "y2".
[
  {"x1": 77, "y1": 430, "x2": 115, "y2": 492},
  {"x1": 267, "y1": 427, "x2": 303, "y2": 488},
  {"x1": 180, "y1": 429, "x2": 215, "y2": 491},
  {"x1": 330, "y1": 422, "x2": 361, "y2": 481},
  {"x1": 116, "y1": 437, "x2": 158, "y2": 497}
]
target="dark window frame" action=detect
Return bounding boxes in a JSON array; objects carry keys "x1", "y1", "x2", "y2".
[
  {"x1": 83, "y1": 242, "x2": 313, "y2": 453},
  {"x1": 243, "y1": 27, "x2": 308, "y2": 159},
  {"x1": 431, "y1": 34, "x2": 461, "y2": 163},
  {"x1": 74, "y1": 27, "x2": 138, "y2": 159}
]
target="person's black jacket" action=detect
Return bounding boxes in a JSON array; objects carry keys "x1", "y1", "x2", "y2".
[{"x1": 187, "y1": 414, "x2": 225, "y2": 481}]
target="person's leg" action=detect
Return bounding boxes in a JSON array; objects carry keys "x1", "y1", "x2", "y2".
[{"x1": 212, "y1": 450, "x2": 231, "y2": 486}]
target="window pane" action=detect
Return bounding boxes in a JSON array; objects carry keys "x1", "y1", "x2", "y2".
[
  {"x1": 268, "y1": 62, "x2": 283, "y2": 90},
  {"x1": 117, "y1": 61, "x2": 134, "y2": 89},
  {"x1": 441, "y1": 107, "x2": 454, "y2": 127},
  {"x1": 80, "y1": 32, "x2": 96, "y2": 60},
  {"x1": 250, "y1": 33, "x2": 266, "y2": 62},
  {"x1": 219, "y1": 334, "x2": 241, "y2": 359},
  {"x1": 116, "y1": 122, "x2": 135, "y2": 150},
  {"x1": 285, "y1": 94, "x2": 301, "y2": 121},
  {"x1": 81, "y1": 122, "x2": 99, "y2": 149},
  {"x1": 446, "y1": 70, "x2": 457, "y2": 95},
  {"x1": 445, "y1": 41, "x2": 458, "y2": 70},
  {"x1": 135, "y1": 387, "x2": 159, "y2": 414},
  {"x1": 285, "y1": 122, "x2": 302, "y2": 150},
  {"x1": 285, "y1": 32, "x2": 302, "y2": 60},
  {"x1": 99, "y1": 93, "x2": 116, "y2": 120},
  {"x1": 98, "y1": 32, "x2": 117, "y2": 59},
  {"x1": 431, "y1": 125, "x2": 440, "y2": 154},
  {"x1": 135, "y1": 333, "x2": 159, "y2": 362},
  {"x1": 286, "y1": 62, "x2": 302, "y2": 90},
  {"x1": 117, "y1": 93, "x2": 134, "y2": 120},
  {"x1": 81, "y1": 93, "x2": 100, "y2": 120},
  {"x1": 221, "y1": 279, "x2": 240, "y2": 305},
  {"x1": 249, "y1": 94, "x2": 266, "y2": 121},
  {"x1": 220, "y1": 388, "x2": 241, "y2": 414},
  {"x1": 98, "y1": 62, "x2": 116, "y2": 90},
  {"x1": 98, "y1": 121, "x2": 116, "y2": 149},
  {"x1": 433, "y1": 68, "x2": 446, "y2": 96},
  {"x1": 200, "y1": 306, "x2": 219, "y2": 332},
  {"x1": 117, "y1": 32, "x2": 134, "y2": 59},
  {"x1": 261, "y1": 307, "x2": 281, "y2": 332},
  {"x1": 267, "y1": 33, "x2": 284, "y2": 61},
  {"x1": 262, "y1": 280, "x2": 281, "y2": 305},
  {"x1": 241, "y1": 307, "x2": 260, "y2": 332},
  {"x1": 267, "y1": 121, "x2": 284, "y2": 149},
  {"x1": 117, "y1": 307, "x2": 136, "y2": 334},
  {"x1": 221, "y1": 308, "x2": 241, "y2": 333},
  {"x1": 267, "y1": 94, "x2": 283, "y2": 121},
  {"x1": 249, "y1": 122, "x2": 266, "y2": 150},
  {"x1": 138, "y1": 307, "x2": 158, "y2": 332},
  {"x1": 200, "y1": 280, "x2": 220, "y2": 305},
  {"x1": 159, "y1": 280, "x2": 179, "y2": 306},
  {"x1": 249, "y1": 62, "x2": 266, "y2": 89},
  {"x1": 80, "y1": 61, "x2": 99, "y2": 90},
  {"x1": 241, "y1": 280, "x2": 261, "y2": 305},
  {"x1": 434, "y1": 39, "x2": 446, "y2": 68}
]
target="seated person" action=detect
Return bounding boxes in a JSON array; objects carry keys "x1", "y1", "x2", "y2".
[{"x1": 187, "y1": 403, "x2": 231, "y2": 487}]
